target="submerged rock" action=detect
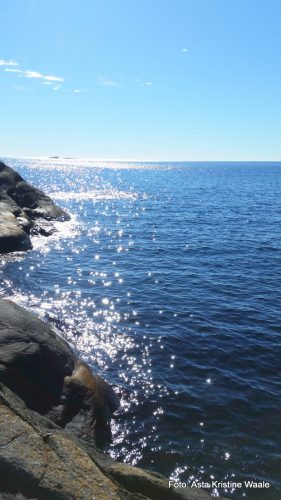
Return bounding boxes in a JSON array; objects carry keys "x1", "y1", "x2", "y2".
[
  {"x1": 0, "y1": 299, "x2": 214, "y2": 499},
  {"x1": 0, "y1": 161, "x2": 70, "y2": 254}
]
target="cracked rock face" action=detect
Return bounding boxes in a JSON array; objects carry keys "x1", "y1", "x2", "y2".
[
  {"x1": 0, "y1": 299, "x2": 118, "y2": 447},
  {"x1": 0, "y1": 300, "x2": 214, "y2": 499},
  {"x1": 0, "y1": 210, "x2": 32, "y2": 252},
  {"x1": 0, "y1": 385, "x2": 210, "y2": 500},
  {"x1": 0, "y1": 394, "x2": 126, "y2": 500},
  {"x1": 0, "y1": 161, "x2": 70, "y2": 254}
]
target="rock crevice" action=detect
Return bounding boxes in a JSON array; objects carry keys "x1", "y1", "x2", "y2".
[
  {"x1": 0, "y1": 161, "x2": 70, "y2": 253},
  {"x1": 0, "y1": 161, "x2": 216, "y2": 499},
  {"x1": 0, "y1": 300, "x2": 214, "y2": 499}
]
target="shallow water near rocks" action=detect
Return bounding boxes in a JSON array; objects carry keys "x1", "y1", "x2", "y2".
[{"x1": 1, "y1": 158, "x2": 281, "y2": 499}]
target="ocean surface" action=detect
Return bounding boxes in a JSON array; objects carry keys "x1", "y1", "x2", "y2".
[{"x1": 1, "y1": 158, "x2": 281, "y2": 499}]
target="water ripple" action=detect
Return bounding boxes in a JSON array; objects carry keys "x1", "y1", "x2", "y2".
[{"x1": 1, "y1": 158, "x2": 281, "y2": 498}]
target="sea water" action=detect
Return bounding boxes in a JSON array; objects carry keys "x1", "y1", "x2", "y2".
[{"x1": 1, "y1": 158, "x2": 281, "y2": 499}]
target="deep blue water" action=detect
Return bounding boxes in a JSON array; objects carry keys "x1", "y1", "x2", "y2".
[{"x1": 1, "y1": 158, "x2": 281, "y2": 499}]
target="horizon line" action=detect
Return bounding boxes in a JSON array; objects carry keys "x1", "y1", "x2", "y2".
[{"x1": 1, "y1": 154, "x2": 281, "y2": 163}]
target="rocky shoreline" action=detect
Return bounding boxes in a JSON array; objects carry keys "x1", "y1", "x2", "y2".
[
  {"x1": 0, "y1": 300, "x2": 214, "y2": 499},
  {"x1": 0, "y1": 161, "x2": 214, "y2": 499},
  {"x1": 0, "y1": 161, "x2": 69, "y2": 253}
]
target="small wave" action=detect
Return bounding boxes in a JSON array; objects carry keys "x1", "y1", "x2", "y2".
[
  {"x1": 31, "y1": 215, "x2": 79, "y2": 250},
  {"x1": 51, "y1": 189, "x2": 139, "y2": 201}
]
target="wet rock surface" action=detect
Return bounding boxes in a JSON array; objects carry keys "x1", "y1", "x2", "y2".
[
  {"x1": 0, "y1": 299, "x2": 214, "y2": 499},
  {"x1": 0, "y1": 161, "x2": 69, "y2": 253}
]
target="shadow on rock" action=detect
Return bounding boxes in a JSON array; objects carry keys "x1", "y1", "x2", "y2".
[
  {"x1": 0, "y1": 161, "x2": 70, "y2": 254},
  {"x1": 0, "y1": 299, "x2": 119, "y2": 448}
]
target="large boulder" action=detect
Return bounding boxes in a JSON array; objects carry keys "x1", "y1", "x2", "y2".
[
  {"x1": 0, "y1": 382, "x2": 213, "y2": 500},
  {"x1": 0, "y1": 210, "x2": 32, "y2": 252},
  {"x1": 0, "y1": 384, "x2": 134, "y2": 500},
  {"x1": 0, "y1": 300, "x2": 216, "y2": 499},
  {"x1": 0, "y1": 161, "x2": 70, "y2": 254},
  {"x1": 0, "y1": 299, "x2": 118, "y2": 446}
]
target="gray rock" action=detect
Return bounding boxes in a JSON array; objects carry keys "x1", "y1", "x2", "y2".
[
  {"x1": 0, "y1": 161, "x2": 70, "y2": 253},
  {"x1": 30, "y1": 219, "x2": 56, "y2": 237},
  {"x1": 0, "y1": 383, "x2": 214, "y2": 499},
  {"x1": 0, "y1": 299, "x2": 118, "y2": 446},
  {"x1": 0, "y1": 384, "x2": 131, "y2": 500},
  {"x1": 0, "y1": 211, "x2": 32, "y2": 252},
  {"x1": 0, "y1": 300, "x2": 216, "y2": 499},
  {"x1": 16, "y1": 216, "x2": 33, "y2": 233},
  {"x1": 0, "y1": 193, "x2": 23, "y2": 216}
]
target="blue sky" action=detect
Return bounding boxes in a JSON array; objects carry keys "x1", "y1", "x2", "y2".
[{"x1": 1, "y1": 0, "x2": 281, "y2": 160}]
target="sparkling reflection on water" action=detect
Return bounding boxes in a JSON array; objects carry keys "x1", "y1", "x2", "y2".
[{"x1": 1, "y1": 158, "x2": 281, "y2": 499}]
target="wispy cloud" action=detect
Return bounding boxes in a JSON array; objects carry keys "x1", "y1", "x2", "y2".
[
  {"x1": 22, "y1": 69, "x2": 64, "y2": 82},
  {"x1": 23, "y1": 70, "x2": 42, "y2": 79},
  {"x1": 4, "y1": 68, "x2": 22, "y2": 73},
  {"x1": 2, "y1": 57, "x2": 151, "y2": 95},
  {"x1": 0, "y1": 59, "x2": 18, "y2": 66},
  {"x1": 44, "y1": 75, "x2": 64, "y2": 82},
  {"x1": 61, "y1": 88, "x2": 86, "y2": 94},
  {"x1": 97, "y1": 75, "x2": 120, "y2": 87},
  {"x1": 132, "y1": 76, "x2": 153, "y2": 87},
  {"x1": 1, "y1": 58, "x2": 64, "y2": 88},
  {"x1": 8, "y1": 68, "x2": 64, "y2": 82}
]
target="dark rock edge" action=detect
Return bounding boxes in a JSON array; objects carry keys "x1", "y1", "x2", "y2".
[
  {"x1": 0, "y1": 162, "x2": 216, "y2": 499},
  {"x1": 0, "y1": 299, "x2": 215, "y2": 500},
  {"x1": 0, "y1": 161, "x2": 70, "y2": 254}
]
